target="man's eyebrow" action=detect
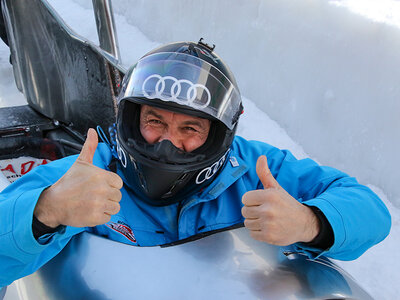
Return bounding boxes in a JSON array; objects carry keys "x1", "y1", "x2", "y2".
[
  {"x1": 181, "y1": 120, "x2": 207, "y2": 128},
  {"x1": 144, "y1": 108, "x2": 209, "y2": 128},
  {"x1": 144, "y1": 109, "x2": 164, "y2": 120}
]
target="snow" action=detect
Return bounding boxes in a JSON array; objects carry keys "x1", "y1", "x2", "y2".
[
  {"x1": 101, "y1": 0, "x2": 400, "y2": 207},
  {"x1": 331, "y1": 0, "x2": 400, "y2": 28},
  {"x1": 0, "y1": 47, "x2": 25, "y2": 108},
  {"x1": 1, "y1": 0, "x2": 399, "y2": 298}
]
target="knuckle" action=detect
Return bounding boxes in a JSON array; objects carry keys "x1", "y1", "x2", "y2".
[
  {"x1": 104, "y1": 214, "x2": 112, "y2": 223},
  {"x1": 241, "y1": 193, "x2": 249, "y2": 205},
  {"x1": 258, "y1": 205, "x2": 269, "y2": 216},
  {"x1": 112, "y1": 202, "x2": 120, "y2": 215},
  {"x1": 109, "y1": 173, "x2": 123, "y2": 189},
  {"x1": 241, "y1": 206, "x2": 247, "y2": 217},
  {"x1": 260, "y1": 204, "x2": 275, "y2": 218},
  {"x1": 115, "y1": 190, "x2": 122, "y2": 202},
  {"x1": 242, "y1": 206, "x2": 254, "y2": 219},
  {"x1": 263, "y1": 209, "x2": 275, "y2": 219},
  {"x1": 257, "y1": 217, "x2": 265, "y2": 226},
  {"x1": 116, "y1": 176, "x2": 124, "y2": 189},
  {"x1": 102, "y1": 201, "x2": 109, "y2": 211},
  {"x1": 104, "y1": 201, "x2": 120, "y2": 215},
  {"x1": 103, "y1": 201, "x2": 112, "y2": 212}
]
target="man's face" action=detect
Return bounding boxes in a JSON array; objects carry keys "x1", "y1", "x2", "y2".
[{"x1": 139, "y1": 105, "x2": 211, "y2": 152}]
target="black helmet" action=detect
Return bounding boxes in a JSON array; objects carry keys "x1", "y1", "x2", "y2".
[{"x1": 116, "y1": 39, "x2": 243, "y2": 206}]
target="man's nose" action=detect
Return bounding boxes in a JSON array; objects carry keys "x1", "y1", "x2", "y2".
[{"x1": 159, "y1": 131, "x2": 184, "y2": 151}]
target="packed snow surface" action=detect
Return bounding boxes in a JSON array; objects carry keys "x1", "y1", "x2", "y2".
[
  {"x1": 95, "y1": 0, "x2": 400, "y2": 205},
  {"x1": 331, "y1": 0, "x2": 400, "y2": 28},
  {"x1": 0, "y1": 0, "x2": 399, "y2": 298}
]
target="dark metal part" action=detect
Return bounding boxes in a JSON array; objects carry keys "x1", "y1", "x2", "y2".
[
  {"x1": 0, "y1": 0, "x2": 9, "y2": 46},
  {"x1": 0, "y1": 105, "x2": 83, "y2": 158},
  {"x1": 57, "y1": 123, "x2": 86, "y2": 144},
  {"x1": 0, "y1": 105, "x2": 55, "y2": 139},
  {"x1": 2, "y1": 0, "x2": 125, "y2": 138},
  {"x1": 53, "y1": 139, "x2": 83, "y2": 152},
  {"x1": 198, "y1": 37, "x2": 215, "y2": 52},
  {"x1": 92, "y1": 0, "x2": 121, "y2": 61}
]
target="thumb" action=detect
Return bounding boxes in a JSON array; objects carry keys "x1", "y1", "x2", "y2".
[
  {"x1": 256, "y1": 155, "x2": 279, "y2": 189},
  {"x1": 77, "y1": 128, "x2": 98, "y2": 164}
]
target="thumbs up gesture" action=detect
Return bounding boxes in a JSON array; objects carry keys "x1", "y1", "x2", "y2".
[
  {"x1": 241, "y1": 155, "x2": 320, "y2": 246},
  {"x1": 34, "y1": 128, "x2": 123, "y2": 228}
]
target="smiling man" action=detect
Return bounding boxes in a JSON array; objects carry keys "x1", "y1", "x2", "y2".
[
  {"x1": 0, "y1": 40, "x2": 391, "y2": 288},
  {"x1": 139, "y1": 105, "x2": 211, "y2": 152}
]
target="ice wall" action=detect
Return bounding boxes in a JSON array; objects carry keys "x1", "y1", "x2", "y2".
[{"x1": 76, "y1": 0, "x2": 400, "y2": 205}]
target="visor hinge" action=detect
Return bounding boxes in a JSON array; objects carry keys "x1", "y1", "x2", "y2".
[{"x1": 198, "y1": 38, "x2": 215, "y2": 52}]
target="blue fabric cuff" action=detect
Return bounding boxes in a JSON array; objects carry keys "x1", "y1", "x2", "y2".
[
  {"x1": 12, "y1": 186, "x2": 63, "y2": 254},
  {"x1": 36, "y1": 226, "x2": 67, "y2": 245},
  {"x1": 302, "y1": 197, "x2": 346, "y2": 257}
]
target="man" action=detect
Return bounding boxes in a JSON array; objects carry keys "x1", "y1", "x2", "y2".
[{"x1": 0, "y1": 40, "x2": 391, "y2": 288}]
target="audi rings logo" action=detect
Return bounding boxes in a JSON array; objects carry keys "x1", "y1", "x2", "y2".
[
  {"x1": 116, "y1": 139, "x2": 127, "y2": 168},
  {"x1": 142, "y1": 74, "x2": 211, "y2": 109},
  {"x1": 195, "y1": 150, "x2": 230, "y2": 185}
]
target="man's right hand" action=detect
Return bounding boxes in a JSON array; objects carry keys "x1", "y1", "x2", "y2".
[{"x1": 33, "y1": 128, "x2": 123, "y2": 228}]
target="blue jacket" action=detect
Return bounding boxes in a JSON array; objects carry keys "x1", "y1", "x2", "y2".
[{"x1": 0, "y1": 136, "x2": 391, "y2": 287}]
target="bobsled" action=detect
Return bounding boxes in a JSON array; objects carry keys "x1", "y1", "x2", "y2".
[{"x1": 0, "y1": 0, "x2": 374, "y2": 299}]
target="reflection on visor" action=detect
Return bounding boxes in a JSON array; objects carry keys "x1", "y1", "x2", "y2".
[{"x1": 119, "y1": 53, "x2": 241, "y2": 129}]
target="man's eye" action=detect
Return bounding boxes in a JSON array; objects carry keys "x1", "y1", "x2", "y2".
[
  {"x1": 148, "y1": 119, "x2": 162, "y2": 125},
  {"x1": 183, "y1": 126, "x2": 197, "y2": 132}
]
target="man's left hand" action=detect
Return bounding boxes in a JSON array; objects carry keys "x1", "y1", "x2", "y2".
[{"x1": 241, "y1": 155, "x2": 320, "y2": 246}]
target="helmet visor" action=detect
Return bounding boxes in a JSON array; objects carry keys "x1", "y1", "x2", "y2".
[{"x1": 118, "y1": 52, "x2": 241, "y2": 130}]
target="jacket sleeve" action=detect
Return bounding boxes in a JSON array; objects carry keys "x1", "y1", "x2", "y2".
[
  {"x1": 272, "y1": 146, "x2": 391, "y2": 260},
  {"x1": 0, "y1": 156, "x2": 85, "y2": 288},
  {"x1": 235, "y1": 137, "x2": 391, "y2": 261}
]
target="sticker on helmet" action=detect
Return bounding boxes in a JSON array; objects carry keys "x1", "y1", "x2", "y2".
[
  {"x1": 116, "y1": 139, "x2": 127, "y2": 168},
  {"x1": 195, "y1": 150, "x2": 230, "y2": 184},
  {"x1": 142, "y1": 74, "x2": 211, "y2": 109}
]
